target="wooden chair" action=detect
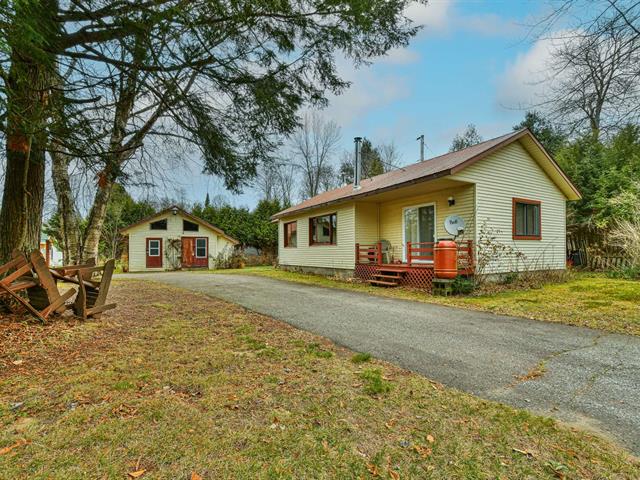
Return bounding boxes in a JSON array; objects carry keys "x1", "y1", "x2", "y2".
[
  {"x1": 28, "y1": 250, "x2": 77, "y2": 318},
  {"x1": 73, "y1": 259, "x2": 116, "y2": 319},
  {"x1": 50, "y1": 258, "x2": 116, "y2": 319}
]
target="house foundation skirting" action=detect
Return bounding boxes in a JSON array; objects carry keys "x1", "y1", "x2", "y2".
[
  {"x1": 354, "y1": 264, "x2": 435, "y2": 290},
  {"x1": 278, "y1": 264, "x2": 355, "y2": 280}
]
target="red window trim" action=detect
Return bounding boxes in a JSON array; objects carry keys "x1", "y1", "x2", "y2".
[
  {"x1": 284, "y1": 221, "x2": 297, "y2": 248},
  {"x1": 512, "y1": 198, "x2": 542, "y2": 240},
  {"x1": 309, "y1": 213, "x2": 337, "y2": 246}
]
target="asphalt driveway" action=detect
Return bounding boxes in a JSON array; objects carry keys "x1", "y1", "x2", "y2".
[{"x1": 120, "y1": 272, "x2": 640, "y2": 454}]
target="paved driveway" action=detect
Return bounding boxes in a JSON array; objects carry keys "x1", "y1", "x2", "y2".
[{"x1": 120, "y1": 272, "x2": 640, "y2": 454}]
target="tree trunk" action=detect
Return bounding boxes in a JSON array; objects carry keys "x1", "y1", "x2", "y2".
[
  {"x1": 51, "y1": 150, "x2": 82, "y2": 263},
  {"x1": 83, "y1": 176, "x2": 114, "y2": 261},
  {"x1": 0, "y1": 0, "x2": 59, "y2": 262},
  {"x1": 24, "y1": 145, "x2": 46, "y2": 252},
  {"x1": 0, "y1": 134, "x2": 31, "y2": 262}
]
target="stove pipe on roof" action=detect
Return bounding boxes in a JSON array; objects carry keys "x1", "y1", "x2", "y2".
[{"x1": 354, "y1": 136, "x2": 362, "y2": 190}]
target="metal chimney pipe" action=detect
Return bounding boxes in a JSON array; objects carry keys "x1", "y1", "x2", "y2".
[{"x1": 354, "y1": 136, "x2": 362, "y2": 190}]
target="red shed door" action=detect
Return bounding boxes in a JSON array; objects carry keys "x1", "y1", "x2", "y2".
[
  {"x1": 146, "y1": 238, "x2": 163, "y2": 268},
  {"x1": 182, "y1": 237, "x2": 208, "y2": 268}
]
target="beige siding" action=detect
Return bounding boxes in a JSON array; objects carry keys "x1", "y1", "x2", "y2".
[
  {"x1": 126, "y1": 213, "x2": 234, "y2": 271},
  {"x1": 377, "y1": 185, "x2": 475, "y2": 261},
  {"x1": 452, "y1": 141, "x2": 567, "y2": 273},
  {"x1": 278, "y1": 203, "x2": 356, "y2": 270},
  {"x1": 354, "y1": 202, "x2": 379, "y2": 244}
]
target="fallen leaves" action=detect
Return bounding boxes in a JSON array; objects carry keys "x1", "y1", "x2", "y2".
[
  {"x1": 127, "y1": 469, "x2": 146, "y2": 478},
  {"x1": 191, "y1": 472, "x2": 203, "y2": 480},
  {"x1": 366, "y1": 463, "x2": 379, "y2": 476},
  {"x1": 413, "y1": 445, "x2": 432, "y2": 459},
  {"x1": 512, "y1": 447, "x2": 536, "y2": 458},
  {"x1": 0, "y1": 439, "x2": 29, "y2": 455},
  {"x1": 426, "y1": 434, "x2": 435, "y2": 444}
]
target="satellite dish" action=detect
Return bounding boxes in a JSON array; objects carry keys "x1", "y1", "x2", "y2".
[{"x1": 444, "y1": 215, "x2": 465, "y2": 237}]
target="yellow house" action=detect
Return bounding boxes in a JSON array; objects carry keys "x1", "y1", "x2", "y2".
[
  {"x1": 120, "y1": 206, "x2": 237, "y2": 272},
  {"x1": 272, "y1": 129, "x2": 581, "y2": 288}
]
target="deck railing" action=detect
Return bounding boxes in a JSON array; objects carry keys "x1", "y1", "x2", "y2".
[
  {"x1": 355, "y1": 242, "x2": 383, "y2": 265},
  {"x1": 356, "y1": 240, "x2": 474, "y2": 273}
]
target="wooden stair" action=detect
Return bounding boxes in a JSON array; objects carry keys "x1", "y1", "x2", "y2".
[{"x1": 369, "y1": 267, "x2": 407, "y2": 287}]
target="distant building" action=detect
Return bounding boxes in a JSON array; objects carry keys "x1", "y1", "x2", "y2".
[{"x1": 40, "y1": 235, "x2": 64, "y2": 266}]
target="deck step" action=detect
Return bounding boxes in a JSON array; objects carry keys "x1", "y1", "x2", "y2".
[
  {"x1": 378, "y1": 267, "x2": 407, "y2": 274},
  {"x1": 369, "y1": 279, "x2": 399, "y2": 287},
  {"x1": 373, "y1": 273, "x2": 404, "y2": 280}
]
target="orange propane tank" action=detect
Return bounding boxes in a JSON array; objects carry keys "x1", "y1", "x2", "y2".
[{"x1": 434, "y1": 240, "x2": 458, "y2": 279}]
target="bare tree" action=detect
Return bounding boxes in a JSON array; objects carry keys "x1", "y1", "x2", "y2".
[
  {"x1": 543, "y1": 20, "x2": 639, "y2": 138},
  {"x1": 275, "y1": 163, "x2": 298, "y2": 208},
  {"x1": 532, "y1": 1, "x2": 640, "y2": 138},
  {"x1": 253, "y1": 162, "x2": 280, "y2": 201},
  {"x1": 291, "y1": 113, "x2": 341, "y2": 199},
  {"x1": 378, "y1": 141, "x2": 403, "y2": 169}
]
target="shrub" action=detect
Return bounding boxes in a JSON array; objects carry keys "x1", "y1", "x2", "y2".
[
  {"x1": 610, "y1": 211, "x2": 640, "y2": 275},
  {"x1": 360, "y1": 368, "x2": 391, "y2": 395},
  {"x1": 607, "y1": 266, "x2": 640, "y2": 280},
  {"x1": 351, "y1": 352, "x2": 372, "y2": 364},
  {"x1": 451, "y1": 276, "x2": 475, "y2": 295},
  {"x1": 214, "y1": 249, "x2": 245, "y2": 269}
]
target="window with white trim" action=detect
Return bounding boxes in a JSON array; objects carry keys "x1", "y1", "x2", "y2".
[
  {"x1": 148, "y1": 239, "x2": 161, "y2": 256},
  {"x1": 195, "y1": 238, "x2": 207, "y2": 258}
]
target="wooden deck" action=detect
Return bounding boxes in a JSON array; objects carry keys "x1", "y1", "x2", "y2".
[{"x1": 355, "y1": 241, "x2": 474, "y2": 290}]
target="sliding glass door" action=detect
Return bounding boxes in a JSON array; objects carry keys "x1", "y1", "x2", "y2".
[{"x1": 403, "y1": 204, "x2": 435, "y2": 262}]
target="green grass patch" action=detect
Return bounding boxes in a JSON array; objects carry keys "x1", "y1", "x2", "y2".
[
  {"x1": 304, "y1": 342, "x2": 333, "y2": 358},
  {"x1": 360, "y1": 368, "x2": 392, "y2": 395},
  {"x1": 351, "y1": 352, "x2": 372, "y2": 364}
]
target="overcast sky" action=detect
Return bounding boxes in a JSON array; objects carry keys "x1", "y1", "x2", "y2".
[{"x1": 149, "y1": 0, "x2": 564, "y2": 210}]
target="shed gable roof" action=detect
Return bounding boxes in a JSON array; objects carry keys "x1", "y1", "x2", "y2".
[
  {"x1": 272, "y1": 129, "x2": 581, "y2": 220},
  {"x1": 120, "y1": 205, "x2": 239, "y2": 245}
]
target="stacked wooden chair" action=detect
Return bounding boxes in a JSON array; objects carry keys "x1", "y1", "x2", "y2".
[
  {"x1": 0, "y1": 250, "x2": 116, "y2": 322},
  {"x1": 50, "y1": 257, "x2": 116, "y2": 318}
]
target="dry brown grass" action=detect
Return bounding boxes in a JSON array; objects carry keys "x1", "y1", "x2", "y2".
[{"x1": 0, "y1": 280, "x2": 637, "y2": 479}]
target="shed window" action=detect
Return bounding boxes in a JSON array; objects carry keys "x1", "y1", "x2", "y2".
[
  {"x1": 513, "y1": 198, "x2": 541, "y2": 240},
  {"x1": 309, "y1": 213, "x2": 337, "y2": 245},
  {"x1": 195, "y1": 238, "x2": 207, "y2": 258},
  {"x1": 150, "y1": 219, "x2": 167, "y2": 230},
  {"x1": 183, "y1": 219, "x2": 199, "y2": 232},
  {"x1": 284, "y1": 221, "x2": 297, "y2": 248}
]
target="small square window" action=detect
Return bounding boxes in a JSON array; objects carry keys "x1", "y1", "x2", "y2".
[{"x1": 309, "y1": 213, "x2": 337, "y2": 245}]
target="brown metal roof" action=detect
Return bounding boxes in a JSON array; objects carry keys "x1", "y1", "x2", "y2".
[
  {"x1": 120, "y1": 205, "x2": 239, "y2": 245},
  {"x1": 272, "y1": 129, "x2": 580, "y2": 220}
]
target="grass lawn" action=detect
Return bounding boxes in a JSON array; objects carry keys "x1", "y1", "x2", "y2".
[
  {"x1": 218, "y1": 267, "x2": 640, "y2": 337},
  {"x1": 1, "y1": 281, "x2": 638, "y2": 478}
]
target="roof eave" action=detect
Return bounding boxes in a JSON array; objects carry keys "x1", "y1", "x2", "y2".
[{"x1": 271, "y1": 169, "x2": 452, "y2": 220}]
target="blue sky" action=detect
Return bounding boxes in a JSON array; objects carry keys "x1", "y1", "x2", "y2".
[{"x1": 169, "y1": 0, "x2": 560, "y2": 209}]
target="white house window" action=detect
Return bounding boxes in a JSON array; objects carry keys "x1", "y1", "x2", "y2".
[
  {"x1": 148, "y1": 239, "x2": 161, "y2": 256},
  {"x1": 195, "y1": 238, "x2": 207, "y2": 258},
  {"x1": 513, "y1": 198, "x2": 541, "y2": 240}
]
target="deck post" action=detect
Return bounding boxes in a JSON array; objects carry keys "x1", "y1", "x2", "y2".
[
  {"x1": 355, "y1": 243, "x2": 360, "y2": 265},
  {"x1": 377, "y1": 242, "x2": 382, "y2": 265},
  {"x1": 407, "y1": 241, "x2": 412, "y2": 266}
]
